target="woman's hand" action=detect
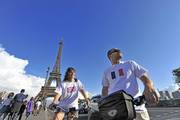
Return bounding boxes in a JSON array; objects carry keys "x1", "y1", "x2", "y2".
[
  {"x1": 85, "y1": 98, "x2": 90, "y2": 107},
  {"x1": 49, "y1": 103, "x2": 57, "y2": 111}
]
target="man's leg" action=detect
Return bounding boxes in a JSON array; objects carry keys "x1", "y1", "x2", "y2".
[
  {"x1": 18, "y1": 113, "x2": 23, "y2": 120},
  {"x1": 136, "y1": 111, "x2": 150, "y2": 120},
  {"x1": 11, "y1": 112, "x2": 17, "y2": 120}
]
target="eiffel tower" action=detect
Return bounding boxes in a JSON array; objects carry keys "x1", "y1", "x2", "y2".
[{"x1": 35, "y1": 41, "x2": 63, "y2": 101}]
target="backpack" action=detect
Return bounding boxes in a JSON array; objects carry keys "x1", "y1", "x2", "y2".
[{"x1": 98, "y1": 90, "x2": 136, "y2": 120}]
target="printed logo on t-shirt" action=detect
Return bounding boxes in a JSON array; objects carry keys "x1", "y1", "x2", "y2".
[
  {"x1": 118, "y1": 69, "x2": 124, "y2": 76},
  {"x1": 67, "y1": 86, "x2": 76, "y2": 93},
  {"x1": 111, "y1": 71, "x2": 116, "y2": 79}
]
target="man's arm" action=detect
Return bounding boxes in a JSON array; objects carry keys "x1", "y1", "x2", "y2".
[
  {"x1": 102, "y1": 86, "x2": 109, "y2": 97},
  {"x1": 140, "y1": 74, "x2": 159, "y2": 105}
]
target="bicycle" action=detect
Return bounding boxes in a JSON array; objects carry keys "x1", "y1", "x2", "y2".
[{"x1": 49, "y1": 104, "x2": 80, "y2": 120}]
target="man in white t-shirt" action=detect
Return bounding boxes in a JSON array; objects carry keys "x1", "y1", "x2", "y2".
[
  {"x1": 50, "y1": 67, "x2": 89, "y2": 120},
  {"x1": 102, "y1": 48, "x2": 159, "y2": 120}
]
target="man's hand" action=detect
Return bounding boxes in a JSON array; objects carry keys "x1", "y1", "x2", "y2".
[
  {"x1": 140, "y1": 74, "x2": 160, "y2": 106},
  {"x1": 143, "y1": 86, "x2": 159, "y2": 106}
]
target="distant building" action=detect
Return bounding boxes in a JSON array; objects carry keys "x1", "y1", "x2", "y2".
[
  {"x1": 79, "y1": 91, "x2": 93, "y2": 99},
  {"x1": 165, "y1": 90, "x2": 173, "y2": 99},
  {"x1": 172, "y1": 90, "x2": 180, "y2": 98},
  {"x1": 159, "y1": 91, "x2": 169, "y2": 100}
]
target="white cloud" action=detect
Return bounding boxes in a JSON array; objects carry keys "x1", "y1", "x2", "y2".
[{"x1": 0, "y1": 46, "x2": 44, "y2": 97}]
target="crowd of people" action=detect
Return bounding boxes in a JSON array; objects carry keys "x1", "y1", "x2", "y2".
[{"x1": 0, "y1": 89, "x2": 43, "y2": 120}]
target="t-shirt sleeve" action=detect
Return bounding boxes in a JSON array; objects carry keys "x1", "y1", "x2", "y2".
[
  {"x1": 77, "y1": 80, "x2": 84, "y2": 90},
  {"x1": 130, "y1": 60, "x2": 148, "y2": 78},
  {"x1": 102, "y1": 71, "x2": 109, "y2": 87},
  {"x1": 54, "y1": 84, "x2": 63, "y2": 95}
]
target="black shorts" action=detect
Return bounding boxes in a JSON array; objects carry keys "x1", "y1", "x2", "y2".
[{"x1": 56, "y1": 107, "x2": 79, "y2": 118}]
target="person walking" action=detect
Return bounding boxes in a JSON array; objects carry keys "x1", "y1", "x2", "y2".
[
  {"x1": 10, "y1": 89, "x2": 28, "y2": 119},
  {"x1": 102, "y1": 48, "x2": 159, "y2": 120},
  {"x1": 50, "y1": 67, "x2": 89, "y2": 120},
  {"x1": 17, "y1": 100, "x2": 27, "y2": 120},
  {"x1": 0, "y1": 92, "x2": 14, "y2": 120},
  {"x1": 33, "y1": 100, "x2": 41, "y2": 116},
  {"x1": 25, "y1": 97, "x2": 34, "y2": 120},
  {"x1": 36, "y1": 100, "x2": 42, "y2": 115}
]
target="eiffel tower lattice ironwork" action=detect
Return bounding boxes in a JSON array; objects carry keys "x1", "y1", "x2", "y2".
[{"x1": 35, "y1": 41, "x2": 63, "y2": 101}]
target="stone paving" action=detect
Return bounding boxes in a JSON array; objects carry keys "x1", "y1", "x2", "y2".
[{"x1": 1, "y1": 107, "x2": 180, "y2": 120}]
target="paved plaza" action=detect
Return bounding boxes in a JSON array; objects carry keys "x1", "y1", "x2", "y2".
[
  {"x1": 1, "y1": 107, "x2": 180, "y2": 120},
  {"x1": 148, "y1": 107, "x2": 180, "y2": 120}
]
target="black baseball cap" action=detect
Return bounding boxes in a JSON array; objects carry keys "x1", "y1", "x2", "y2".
[{"x1": 107, "y1": 48, "x2": 121, "y2": 57}]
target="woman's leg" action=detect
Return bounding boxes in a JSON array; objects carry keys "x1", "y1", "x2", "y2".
[
  {"x1": 53, "y1": 112, "x2": 65, "y2": 120},
  {"x1": 136, "y1": 111, "x2": 150, "y2": 120}
]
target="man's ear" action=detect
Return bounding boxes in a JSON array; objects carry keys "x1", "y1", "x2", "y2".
[
  {"x1": 119, "y1": 52, "x2": 123, "y2": 59},
  {"x1": 108, "y1": 54, "x2": 113, "y2": 61}
]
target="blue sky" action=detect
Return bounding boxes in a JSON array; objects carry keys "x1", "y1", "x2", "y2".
[{"x1": 0, "y1": 0, "x2": 180, "y2": 95}]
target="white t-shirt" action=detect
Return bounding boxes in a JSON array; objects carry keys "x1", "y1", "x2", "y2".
[
  {"x1": 102, "y1": 60, "x2": 148, "y2": 112},
  {"x1": 55, "y1": 79, "x2": 84, "y2": 111},
  {"x1": 36, "y1": 101, "x2": 41, "y2": 109}
]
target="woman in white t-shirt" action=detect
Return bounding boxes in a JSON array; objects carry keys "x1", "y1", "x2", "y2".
[{"x1": 51, "y1": 67, "x2": 89, "y2": 120}]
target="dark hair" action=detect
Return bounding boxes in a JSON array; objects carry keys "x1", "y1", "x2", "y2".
[
  {"x1": 20, "y1": 89, "x2": 25, "y2": 93},
  {"x1": 7, "y1": 92, "x2": 14, "y2": 98},
  {"x1": 63, "y1": 67, "x2": 77, "y2": 82},
  {"x1": 107, "y1": 48, "x2": 120, "y2": 57},
  {"x1": 107, "y1": 48, "x2": 122, "y2": 59}
]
